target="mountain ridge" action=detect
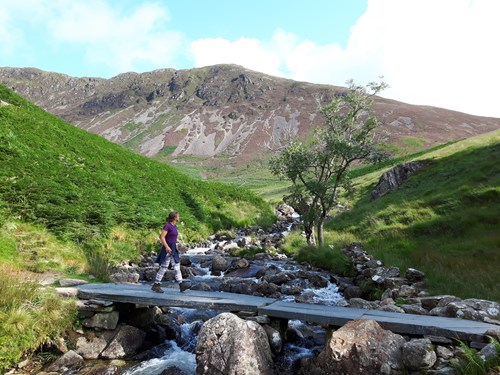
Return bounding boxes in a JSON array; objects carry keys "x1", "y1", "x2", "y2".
[{"x1": 1, "y1": 65, "x2": 499, "y2": 172}]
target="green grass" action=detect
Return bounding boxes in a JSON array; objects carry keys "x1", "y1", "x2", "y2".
[
  {"x1": 401, "y1": 135, "x2": 427, "y2": 150},
  {"x1": 0, "y1": 84, "x2": 274, "y2": 245},
  {"x1": 212, "y1": 161, "x2": 292, "y2": 203},
  {"x1": 325, "y1": 130, "x2": 500, "y2": 301},
  {"x1": 453, "y1": 339, "x2": 500, "y2": 375},
  {"x1": 0, "y1": 83, "x2": 276, "y2": 370},
  {"x1": 0, "y1": 266, "x2": 77, "y2": 373},
  {"x1": 280, "y1": 230, "x2": 355, "y2": 277}
]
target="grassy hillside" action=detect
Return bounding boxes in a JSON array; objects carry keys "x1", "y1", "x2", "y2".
[
  {"x1": 0, "y1": 84, "x2": 274, "y2": 371},
  {"x1": 325, "y1": 130, "x2": 500, "y2": 301},
  {"x1": 0, "y1": 84, "x2": 274, "y2": 245}
]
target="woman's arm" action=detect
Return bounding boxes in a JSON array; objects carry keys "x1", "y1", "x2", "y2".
[{"x1": 160, "y1": 229, "x2": 171, "y2": 253}]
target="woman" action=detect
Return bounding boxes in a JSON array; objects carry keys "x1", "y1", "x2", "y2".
[{"x1": 151, "y1": 211, "x2": 186, "y2": 293}]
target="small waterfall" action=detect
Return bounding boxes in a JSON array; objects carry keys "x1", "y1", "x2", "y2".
[{"x1": 124, "y1": 340, "x2": 196, "y2": 375}]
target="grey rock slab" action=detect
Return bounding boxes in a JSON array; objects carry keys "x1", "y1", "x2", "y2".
[
  {"x1": 59, "y1": 278, "x2": 89, "y2": 287},
  {"x1": 77, "y1": 283, "x2": 500, "y2": 341},
  {"x1": 77, "y1": 283, "x2": 274, "y2": 312},
  {"x1": 362, "y1": 309, "x2": 497, "y2": 340},
  {"x1": 259, "y1": 300, "x2": 366, "y2": 326}
]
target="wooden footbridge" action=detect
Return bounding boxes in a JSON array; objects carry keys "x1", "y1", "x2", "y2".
[{"x1": 77, "y1": 283, "x2": 499, "y2": 343}]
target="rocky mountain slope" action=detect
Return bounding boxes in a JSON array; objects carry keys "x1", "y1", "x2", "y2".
[{"x1": 1, "y1": 65, "x2": 499, "y2": 171}]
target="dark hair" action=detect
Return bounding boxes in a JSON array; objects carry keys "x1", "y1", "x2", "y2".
[{"x1": 166, "y1": 211, "x2": 179, "y2": 223}]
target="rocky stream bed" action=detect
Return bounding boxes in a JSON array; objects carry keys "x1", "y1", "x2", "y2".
[{"x1": 11, "y1": 205, "x2": 500, "y2": 375}]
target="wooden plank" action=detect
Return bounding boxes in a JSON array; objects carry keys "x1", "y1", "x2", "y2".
[{"x1": 77, "y1": 283, "x2": 274, "y2": 312}]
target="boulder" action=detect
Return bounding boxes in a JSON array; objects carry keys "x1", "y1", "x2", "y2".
[
  {"x1": 77, "y1": 365, "x2": 119, "y2": 375},
  {"x1": 262, "y1": 324, "x2": 282, "y2": 354},
  {"x1": 349, "y1": 298, "x2": 380, "y2": 310},
  {"x1": 190, "y1": 282, "x2": 213, "y2": 291},
  {"x1": 230, "y1": 258, "x2": 250, "y2": 270},
  {"x1": 405, "y1": 268, "x2": 425, "y2": 282},
  {"x1": 76, "y1": 335, "x2": 108, "y2": 359},
  {"x1": 436, "y1": 345, "x2": 454, "y2": 360},
  {"x1": 401, "y1": 304, "x2": 429, "y2": 315},
  {"x1": 480, "y1": 342, "x2": 499, "y2": 362},
  {"x1": 295, "y1": 291, "x2": 318, "y2": 304},
  {"x1": 100, "y1": 325, "x2": 146, "y2": 359},
  {"x1": 308, "y1": 274, "x2": 329, "y2": 288},
  {"x1": 154, "y1": 314, "x2": 181, "y2": 340},
  {"x1": 371, "y1": 161, "x2": 424, "y2": 200},
  {"x1": 304, "y1": 319, "x2": 405, "y2": 375},
  {"x1": 343, "y1": 285, "x2": 363, "y2": 299},
  {"x1": 403, "y1": 338, "x2": 437, "y2": 370},
  {"x1": 45, "y1": 350, "x2": 84, "y2": 373},
  {"x1": 76, "y1": 300, "x2": 115, "y2": 313},
  {"x1": 397, "y1": 285, "x2": 419, "y2": 298},
  {"x1": 419, "y1": 295, "x2": 459, "y2": 310},
  {"x1": 276, "y1": 203, "x2": 295, "y2": 218},
  {"x1": 109, "y1": 271, "x2": 140, "y2": 283},
  {"x1": 83, "y1": 311, "x2": 120, "y2": 330},
  {"x1": 379, "y1": 304, "x2": 405, "y2": 313},
  {"x1": 220, "y1": 279, "x2": 256, "y2": 295},
  {"x1": 144, "y1": 324, "x2": 167, "y2": 346},
  {"x1": 265, "y1": 271, "x2": 291, "y2": 285},
  {"x1": 211, "y1": 255, "x2": 229, "y2": 273},
  {"x1": 195, "y1": 312, "x2": 274, "y2": 375},
  {"x1": 253, "y1": 281, "x2": 280, "y2": 297}
]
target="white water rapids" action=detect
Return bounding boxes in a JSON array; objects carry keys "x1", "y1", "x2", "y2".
[{"x1": 123, "y1": 241, "x2": 345, "y2": 374}]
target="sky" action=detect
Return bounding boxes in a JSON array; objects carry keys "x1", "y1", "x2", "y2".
[{"x1": 1, "y1": 0, "x2": 500, "y2": 118}]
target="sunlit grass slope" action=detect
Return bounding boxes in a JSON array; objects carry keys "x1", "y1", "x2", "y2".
[
  {"x1": 327, "y1": 130, "x2": 500, "y2": 301},
  {"x1": 0, "y1": 84, "x2": 274, "y2": 245},
  {"x1": 0, "y1": 84, "x2": 274, "y2": 371}
]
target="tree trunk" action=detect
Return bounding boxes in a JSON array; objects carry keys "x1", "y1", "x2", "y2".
[
  {"x1": 317, "y1": 219, "x2": 324, "y2": 247},
  {"x1": 304, "y1": 223, "x2": 315, "y2": 246}
]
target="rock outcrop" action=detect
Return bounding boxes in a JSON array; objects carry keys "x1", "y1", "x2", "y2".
[
  {"x1": 301, "y1": 319, "x2": 406, "y2": 375},
  {"x1": 371, "y1": 161, "x2": 425, "y2": 200},
  {"x1": 195, "y1": 312, "x2": 275, "y2": 375}
]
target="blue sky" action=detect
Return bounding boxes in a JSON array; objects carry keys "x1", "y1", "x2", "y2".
[{"x1": 1, "y1": 0, "x2": 500, "y2": 118}]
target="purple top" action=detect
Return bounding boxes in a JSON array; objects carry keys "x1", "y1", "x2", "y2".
[{"x1": 163, "y1": 222, "x2": 178, "y2": 244}]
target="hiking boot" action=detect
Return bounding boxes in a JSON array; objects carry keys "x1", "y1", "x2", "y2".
[
  {"x1": 151, "y1": 283, "x2": 164, "y2": 293},
  {"x1": 179, "y1": 280, "x2": 191, "y2": 293}
]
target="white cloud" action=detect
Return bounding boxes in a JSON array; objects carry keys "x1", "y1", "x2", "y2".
[
  {"x1": 190, "y1": 37, "x2": 283, "y2": 77},
  {"x1": 1, "y1": 0, "x2": 186, "y2": 75},
  {"x1": 344, "y1": 0, "x2": 500, "y2": 117},
  {"x1": 45, "y1": 0, "x2": 185, "y2": 73},
  {"x1": 2, "y1": 0, "x2": 500, "y2": 117},
  {"x1": 190, "y1": 0, "x2": 500, "y2": 117}
]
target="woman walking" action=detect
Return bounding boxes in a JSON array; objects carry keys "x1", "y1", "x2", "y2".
[{"x1": 151, "y1": 211, "x2": 187, "y2": 293}]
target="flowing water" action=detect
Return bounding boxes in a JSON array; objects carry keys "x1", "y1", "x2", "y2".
[{"x1": 124, "y1": 241, "x2": 344, "y2": 375}]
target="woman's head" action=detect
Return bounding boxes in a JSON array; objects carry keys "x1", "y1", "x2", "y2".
[{"x1": 167, "y1": 211, "x2": 179, "y2": 223}]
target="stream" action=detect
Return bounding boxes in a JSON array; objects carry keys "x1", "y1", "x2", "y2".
[{"x1": 122, "y1": 239, "x2": 346, "y2": 375}]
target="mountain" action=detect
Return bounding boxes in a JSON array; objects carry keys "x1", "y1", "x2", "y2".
[
  {"x1": 1, "y1": 65, "x2": 499, "y2": 175},
  {"x1": 0, "y1": 84, "x2": 273, "y2": 243}
]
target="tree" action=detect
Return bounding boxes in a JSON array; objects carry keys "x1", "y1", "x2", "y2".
[{"x1": 270, "y1": 79, "x2": 388, "y2": 247}]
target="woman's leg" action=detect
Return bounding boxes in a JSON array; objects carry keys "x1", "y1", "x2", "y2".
[
  {"x1": 154, "y1": 254, "x2": 172, "y2": 283},
  {"x1": 173, "y1": 261, "x2": 183, "y2": 283}
]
